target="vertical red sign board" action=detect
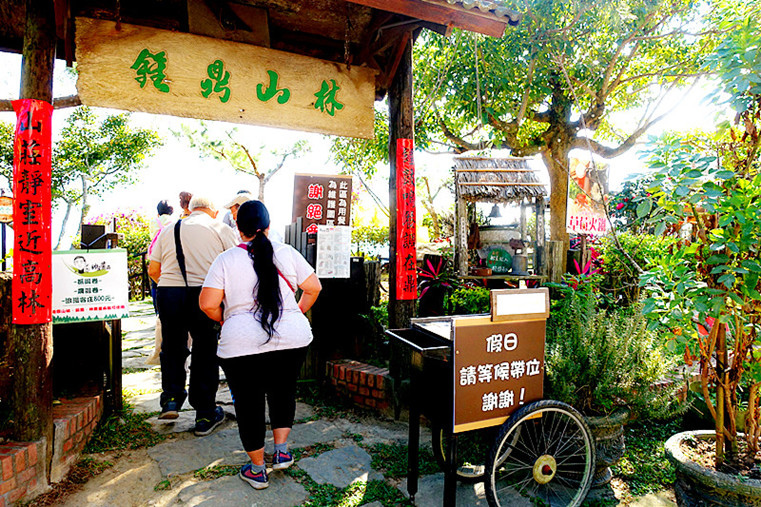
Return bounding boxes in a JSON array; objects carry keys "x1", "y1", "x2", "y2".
[
  {"x1": 12, "y1": 99, "x2": 53, "y2": 324},
  {"x1": 395, "y1": 138, "x2": 416, "y2": 300}
]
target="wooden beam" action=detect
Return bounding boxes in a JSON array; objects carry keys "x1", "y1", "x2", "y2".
[
  {"x1": 0, "y1": 94, "x2": 81, "y2": 111},
  {"x1": 381, "y1": 30, "x2": 411, "y2": 90},
  {"x1": 348, "y1": 0, "x2": 507, "y2": 38}
]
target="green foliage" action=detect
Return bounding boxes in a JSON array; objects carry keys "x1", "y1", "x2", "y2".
[
  {"x1": 86, "y1": 209, "x2": 152, "y2": 299},
  {"x1": 0, "y1": 106, "x2": 162, "y2": 245},
  {"x1": 299, "y1": 479, "x2": 409, "y2": 507},
  {"x1": 595, "y1": 233, "x2": 678, "y2": 307},
  {"x1": 609, "y1": 178, "x2": 659, "y2": 233},
  {"x1": 636, "y1": 9, "x2": 761, "y2": 461},
  {"x1": 612, "y1": 419, "x2": 682, "y2": 499},
  {"x1": 367, "y1": 442, "x2": 439, "y2": 479},
  {"x1": 545, "y1": 287, "x2": 681, "y2": 418},
  {"x1": 638, "y1": 118, "x2": 761, "y2": 462},
  {"x1": 329, "y1": 111, "x2": 389, "y2": 178},
  {"x1": 153, "y1": 479, "x2": 171, "y2": 491},
  {"x1": 358, "y1": 302, "x2": 390, "y2": 367},
  {"x1": 172, "y1": 120, "x2": 310, "y2": 199},
  {"x1": 84, "y1": 403, "x2": 165, "y2": 453},
  {"x1": 351, "y1": 223, "x2": 389, "y2": 258},
  {"x1": 193, "y1": 464, "x2": 239, "y2": 480},
  {"x1": 444, "y1": 285, "x2": 491, "y2": 315}
]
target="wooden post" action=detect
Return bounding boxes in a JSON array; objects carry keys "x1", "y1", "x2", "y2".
[
  {"x1": 388, "y1": 35, "x2": 415, "y2": 330},
  {"x1": 547, "y1": 240, "x2": 565, "y2": 284},
  {"x1": 9, "y1": 0, "x2": 55, "y2": 453},
  {"x1": 454, "y1": 188, "x2": 468, "y2": 277},
  {"x1": 534, "y1": 197, "x2": 545, "y2": 275}
]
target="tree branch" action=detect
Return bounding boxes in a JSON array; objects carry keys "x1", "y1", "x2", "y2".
[
  {"x1": 571, "y1": 110, "x2": 668, "y2": 157},
  {"x1": 437, "y1": 116, "x2": 489, "y2": 152}
]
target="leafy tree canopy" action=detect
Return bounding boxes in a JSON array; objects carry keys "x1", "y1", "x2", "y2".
[
  {"x1": 172, "y1": 121, "x2": 310, "y2": 202},
  {"x1": 0, "y1": 106, "x2": 162, "y2": 247}
]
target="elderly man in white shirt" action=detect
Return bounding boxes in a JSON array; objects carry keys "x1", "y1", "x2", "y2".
[{"x1": 148, "y1": 195, "x2": 238, "y2": 436}]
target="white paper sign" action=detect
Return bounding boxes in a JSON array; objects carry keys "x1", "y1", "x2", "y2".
[
  {"x1": 52, "y1": 249, "x2": 130, "y2": 323},
  {"x1": 316, "y1": 225, "x2": 351, "y2": 278}
]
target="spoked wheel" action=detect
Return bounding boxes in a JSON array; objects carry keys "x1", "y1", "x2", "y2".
[
  {"x1": 485, "y1": 400, "x2": 595, "y2": 507},
  {"x1": 431, "y1": 423, "x2": 496, "y2": 482}
]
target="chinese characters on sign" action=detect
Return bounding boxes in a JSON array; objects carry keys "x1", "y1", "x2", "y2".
[
  {"x1": 292, "y1": 174, "x2": 352, "y2": 234},
  {"x1": 52, "y1": 250, "x2": 129, "y2": 323},
  {"x1": 76, "y1": 18, "x2": 375, "y2": 138},
  {"x1": 12, "y1": 100, "x2": 53, "y2": 324},
  {"x1": 395, "y1": 139, "x2": 416, "y2": 300},
  {"x1": 566, "y1": 158, "x2": 610, "y2": 236},
  {"x1": 201, "y1": 59, "x2": 231, "y2": 103},
  {"x1": 453, "y1": 317, "x2": 545, "y2": 433}
]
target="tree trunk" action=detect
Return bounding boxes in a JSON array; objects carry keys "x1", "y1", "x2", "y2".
[
  {"x1": 541, "y1": 146, "x2": 571, "y2": 246},
  {"x1": 55, "y1": 199, "x2": 72, "y2": 250},
  {"x1": 541, "y1": 134, "x2": 572, "y2": 278},
  {"x1": 78, "y1": 175, "x2": 89, "y2": 242},
  {"x1": 257, "y1": 174, "x2": 265, "y2": 202}
]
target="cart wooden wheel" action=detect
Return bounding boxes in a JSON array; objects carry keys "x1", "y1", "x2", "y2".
[
  {"x1": 431, "y1": 423, "x2": 496, "y2": 483},
  {"x1": 485, "y1": 400, "x2": 595, "y2": 507}
]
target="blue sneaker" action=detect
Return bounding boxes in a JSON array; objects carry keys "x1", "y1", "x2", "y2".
[
  {"x1": 194, "y1": 406, "x2": 225, "y2": 436},
  {"x1": 272, "y1": 450, "x2": 294, "y2": 470},
  {"x1": 240, "y1": 464, "x2": 269, "y2": 489},
  {"x1": 159, "y1": 400, "x2": 179, "y2": 420}
]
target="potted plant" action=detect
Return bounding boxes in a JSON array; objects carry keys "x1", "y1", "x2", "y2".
[
  {"x1": 417, "y1": 255, "x2": 458, "y2": 317},
  {"x1": 545, "y1": 277, "x2": 681, "y2": 487},
  {"x1": 638, "y1": 14, "x2": 761, "y2": 503}
]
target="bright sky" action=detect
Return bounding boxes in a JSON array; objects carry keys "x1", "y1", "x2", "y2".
[{"x1": 0, "y1": 50, "x2": 723, "y2": 253}]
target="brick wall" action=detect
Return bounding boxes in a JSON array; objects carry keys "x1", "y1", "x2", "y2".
[
  {"x1": 327, "y1": 359, "x2": 391, "y2": 413},
  {"x1": 0, "y1": 440, "x2": 46, "y2": 506},
  {"x1": 50, "y1": 396, "x2": 103, "y2": 483},
  {"x1": 0, "y1": 395, "x2": 104, "y2": 505}
]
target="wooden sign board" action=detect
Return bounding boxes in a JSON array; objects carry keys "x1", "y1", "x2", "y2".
[
  {"x1": 490, "y1": 288, "x2": 550, "y2": 323},
  {"x1": 292, "y1": 174, "x2": 352, "y2": 233},
  {"x1": 453, "y1": 316, "x2": 545, "y2": 433},
  {"x1": 75, "y1": 18, "x2": 376, "y2": 139}
]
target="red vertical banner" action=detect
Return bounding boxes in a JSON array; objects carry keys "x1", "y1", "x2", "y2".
[
  {"x1": 395, "y1": 138, "x2": 417, "y2": 300},
  {"x1": 12, "y1": 99, "x2": 53, "y2": 324}
]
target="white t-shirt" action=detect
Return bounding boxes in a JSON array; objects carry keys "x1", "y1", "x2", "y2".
[{"x1": 203, "y1": 241, "x2": 315, "y2": 358}]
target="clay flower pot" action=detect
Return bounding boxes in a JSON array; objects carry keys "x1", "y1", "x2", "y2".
[
  {"x1": 665, "y1": 430, "x2": 761, "y2": 506},
  {"x1": 583, "y1": 408, "x2": 629, "y2": 487}
]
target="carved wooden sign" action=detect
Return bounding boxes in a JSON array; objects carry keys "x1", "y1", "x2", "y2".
[{"x1": 75, "y1": 18, "x2": 376, "y2": 138}]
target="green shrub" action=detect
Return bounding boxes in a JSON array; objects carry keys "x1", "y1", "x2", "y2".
[
  {"x1": 595, "y1": 233, "x2": 678, "y2": 307},
  {"x1": 86, "y1": 209, "x2": 152, "y2": 299},
  {"x1": 444, "y1": 285, "x2": 490, "y2": 315},
  {"x1": 545, "y1": 287, "x2": 681, "y2": 419}
]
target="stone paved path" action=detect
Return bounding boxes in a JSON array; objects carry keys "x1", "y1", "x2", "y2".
[{"x1": 59, "y1": 300, "x2": 675, "y2": 506}]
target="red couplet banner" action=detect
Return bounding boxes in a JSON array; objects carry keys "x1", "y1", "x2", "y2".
[
  {"x1": 395, "y1": 138, "x2": 416, "y2": 300},
  {"x1": 12, "y1": 99, "x2": 53, "y2": 324}
]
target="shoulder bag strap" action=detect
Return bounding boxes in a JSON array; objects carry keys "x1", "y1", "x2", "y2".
[
  {"x1": 174, "y1": 220, "x2": 189, "y2": 287},
  {"x1": 237, "y1": 243, "x2": 295, "y2": 293}
]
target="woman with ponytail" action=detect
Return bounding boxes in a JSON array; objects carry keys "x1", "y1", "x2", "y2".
[{"x1": 200, "y1": 200, "x2": 321, "y2": 490}]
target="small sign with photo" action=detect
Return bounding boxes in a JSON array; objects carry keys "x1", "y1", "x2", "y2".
[{"x1": 52, "y1": 249, "x2": 130, "y2": 323}]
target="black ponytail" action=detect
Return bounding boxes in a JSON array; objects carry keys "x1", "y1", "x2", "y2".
[{"x1": 237, "y1": 200, "x2": 282, "y2": 339}]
